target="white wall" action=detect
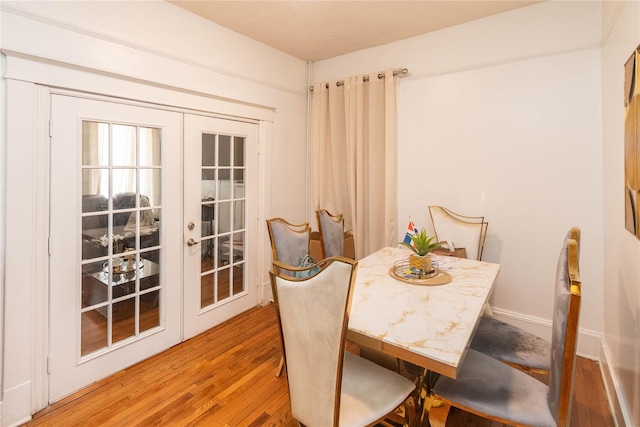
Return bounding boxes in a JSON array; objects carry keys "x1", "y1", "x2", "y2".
[
  {"x1": 314, "y1": 0, "x2": 604, "y2": 346},
  {"x1": 0, "y1": 1, "x2": 308, "y2": 425},
  {"x1": 2, "y1": 0, "x2": 637, "y2": 425},
  {"x1": 314, "y1": 0, "x2": 640, "y2": 423},
  {"x1": 398, "y1": 47, "x2": 602, "y2": 325},
  {"x1": 601, "y1": 1, "x2": 640, "y2": 425}
]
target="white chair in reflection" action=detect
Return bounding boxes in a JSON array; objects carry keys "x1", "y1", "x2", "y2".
[
  {"x1": 316, "y1": 209, "x2": 345, "y2": 258},
  {"x1": 430, "y1": 232, "x2": 582, "y2": 427},
  {"x1": 428, "y1": 205, "x2": 488, "y2": 261},
  {"x1": 469, "y1": 227, "x2": 581, "y2": 375},
  {"x1": 270, "y1": 257, "x2": 416, "y2": 427}
]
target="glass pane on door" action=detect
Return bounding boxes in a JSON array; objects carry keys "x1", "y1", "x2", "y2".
[
  {"x1": 200, "y1": 134, "x2": 247, "y2": 309},
  {"x1": 80, "y1": 121, "x2": 162, "y2": 357}
]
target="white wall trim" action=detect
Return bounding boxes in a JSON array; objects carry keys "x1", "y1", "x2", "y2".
[
  {"x1": 257, "y1": 120, "x2": 273, "y2": 306},
  {"x1": 0, "y1": 52, "x2": 6, "y2": 427},
  {"x1": 0, "y1": 3, "x2": 303, "y2": 98},
  {"x1": 600, "y1": 340, "x2": 630, "y2": 427},
  {"x1": 3, "y1": 78, "x2": 42, "y2": 427},
  {"x1": 404, "y1": 43, "x2": 602, "y2": 83},
  {"x1": 3, "y1": 53, "x2": 275, "y2": 123},
  {"x1": 2, "y1": 381, "x2": 31, "y2": 427},
  {"x1": 30, "y1": 85, "x2": 51, "y2": 414}
]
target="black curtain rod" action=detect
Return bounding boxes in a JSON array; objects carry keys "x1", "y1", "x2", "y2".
[{"x1": 309, "y1": 68, "x2": 408, "y2": 92}]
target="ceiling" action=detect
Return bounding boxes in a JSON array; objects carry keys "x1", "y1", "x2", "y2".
[{"x1": 169, "y1": 1, "x2": 543, "y2": 62}]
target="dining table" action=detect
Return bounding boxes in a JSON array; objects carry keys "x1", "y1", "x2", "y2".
[{"x1": 347, "y1": 246, "x2": 501, "y2": 379}]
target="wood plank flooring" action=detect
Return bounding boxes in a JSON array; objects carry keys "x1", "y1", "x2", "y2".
[{"x1": 24, "y1": 305, "x2": 615, "y2": 427}]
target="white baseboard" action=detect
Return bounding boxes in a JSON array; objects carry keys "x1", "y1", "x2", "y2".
[
  {"x1": 600, "y1": 341, "x2": 631, "y2": 427},
  {"x1": 491, "y1": 308, "x2": 602, "y2": 360},
  {"x1": 260, "y1": 280, "x2": 274, "y2": 305},
  {"x1": 3, "y1": 381, "x2": 33, "y2": 427}
]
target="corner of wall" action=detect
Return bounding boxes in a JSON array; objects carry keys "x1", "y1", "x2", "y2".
[{"x1": 600, "y1": 340, "x2": 631, "y2": 427}]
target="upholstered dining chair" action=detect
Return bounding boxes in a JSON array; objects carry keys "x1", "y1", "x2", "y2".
[
  {"x1": 429, "y1": 233, "x2": 582, "y2": 427},
  {"x1": 270, "y1": 257, "x2": 416, "y2": 427},
  {"x1": 266, "y1": 217, "x2": 312, "y2": 377},
  {"x1": 266, "y1": 217, "x2": 312, "y2": 276},
  {"x1": 469, "y1": 226, "x2": 581, "y2": 374},
  {"x1": 316, "y1": 209, "x2": 345, "y2": 258},
  {"x1": 428, "y1": 206, "x2": 488, "y2": 261}
]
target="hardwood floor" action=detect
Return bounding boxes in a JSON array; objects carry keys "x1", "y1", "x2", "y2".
[{"x1": 25, "y1": 305, "x2": 615, "y2": 427}]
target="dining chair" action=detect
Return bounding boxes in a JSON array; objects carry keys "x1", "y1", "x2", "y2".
[
  {"x1": 469, "y1": 226, "x2": 581, "y2": 374},
  {"x1": 266, "y1": 217, "x2": 312, "y2": 276},
  {"x1": 428, "y1": 205, "x2": 488, "y2": 261},
  {"x1": 265, "y1": 217, "x2": 312, "y2": 377},
  {"x1": 316, "y1": 209, "x2": 345, "y2": 258},
  {"x1": 270, "y1": 257, "x2": 416, "y2": 427},
  {"x1": 429, "y1": 233, "x2": 582, "y2": 427}
]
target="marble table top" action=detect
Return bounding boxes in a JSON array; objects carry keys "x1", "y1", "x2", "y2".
[{"x1": 347, "y1": 246, "x2": 501, "y2": 378}]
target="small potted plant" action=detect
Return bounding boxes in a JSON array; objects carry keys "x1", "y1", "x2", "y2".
[{"x1": 399, "y1": 228, "x2": 441, "y2": 275}]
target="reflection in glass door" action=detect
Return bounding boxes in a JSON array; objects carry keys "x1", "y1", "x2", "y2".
[
  {"x1": 80, "y1": 122, "x2": 162, "y2": 356},
  {"x1": 200, "y1": 133, "x2": 246, "y2": 308},
  {"x1": 183, "y1": 114, "x2": 258, "y2": 339}
]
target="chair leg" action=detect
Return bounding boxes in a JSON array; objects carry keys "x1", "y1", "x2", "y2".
[
  {"x1": 428, "y1": 401, "x2": 451, "y2": 427},
  {"x1": 366, "y1": 396, "x2": 416, "y2": 427},
  {"x1": 275, "y1": 356, "x2": 285, "y2": 377}
]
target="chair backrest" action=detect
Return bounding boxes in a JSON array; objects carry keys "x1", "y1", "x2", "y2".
[
  {"x1": 266, "y1": 218, "x2": 311, "y2": 275},
  {"x1": 547, "y1": 229, "x2": 582, "y2": 425},
  {"x1": 428, "y1": 206, "x2": 488, "y2": 261},
  {"x1": 270, "y1": 257, "x2": 358, "y2": 427},
  {"x1": 569, "y1": 226, "x2": 581, "y2": 260},
  {"x1": 316, "y1": 209, "x2": 345, "y2": 258}
]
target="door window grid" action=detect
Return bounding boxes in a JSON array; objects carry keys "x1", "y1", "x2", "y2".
[
  {"x1": 200, "y1": 134, "x2": 247, "y2": 309},
  {"x1": 80, "y1": 121, "x2": 162, "y2": 358}
]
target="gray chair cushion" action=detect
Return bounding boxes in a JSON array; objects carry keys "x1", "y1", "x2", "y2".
[
  {"x1": 470, "y1": 316, "x2": 551, "y2": 372},
  {"x1": 433, "y1": 349, "x2": 556, "y2": 427}
]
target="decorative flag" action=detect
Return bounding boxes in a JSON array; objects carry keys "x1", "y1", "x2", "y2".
[{"x1": 403, "y1": 218, "x2": 418, "y2": 248}]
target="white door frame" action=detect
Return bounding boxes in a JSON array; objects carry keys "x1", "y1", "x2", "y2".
[{"x1": 3, "y1": 82, "x2": 272, "y2": 417}]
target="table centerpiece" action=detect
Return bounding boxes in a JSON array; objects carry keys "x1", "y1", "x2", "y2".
[{"x1": 399, "y1": 227, "x2": 441, "y2": 277}]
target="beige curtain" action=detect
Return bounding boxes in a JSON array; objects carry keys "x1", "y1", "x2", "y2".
[{"x1": 311, "y1": 70, "x2": 398, "y2": 259}]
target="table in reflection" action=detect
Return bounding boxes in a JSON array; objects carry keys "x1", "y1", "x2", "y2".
[{"x1": 82, "y1": 258, "x2": 160, "y2": 319}]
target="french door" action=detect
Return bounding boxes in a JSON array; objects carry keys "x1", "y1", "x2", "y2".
[
  {"x1": 49, "y1": 95, "x2": 183, "y2": 401},
  {"x1": 183, "y1": 114, "x2": 259, "y2": 339},
  {"x1": 49, "y1": 95, "x2": 260, "y2": 402}
]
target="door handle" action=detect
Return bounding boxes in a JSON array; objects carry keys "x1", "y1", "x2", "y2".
[{"x1": 187, "y1": 238, "x2": 200, "y2": 247}]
